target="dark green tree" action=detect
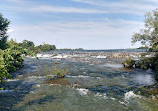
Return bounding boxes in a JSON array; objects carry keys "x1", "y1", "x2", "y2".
[
  {"x1": 19, "y1": 40, "x2": 35, "y2": 48},
  {"x1": 0, "y1": 13, "x2": 10, "y2": 50},
  {"x1": 18, "y1": 40, "x2": 41, "y2": 54},
  {"x1": 38, "y1": 43, "x2": 56, "y2": 52},
  {"x1": 132, "y1": 9, "x2": 158, "y2": 51},
  {"x1": 131, "y1": 9, "x2": 158, "y2": 80}
]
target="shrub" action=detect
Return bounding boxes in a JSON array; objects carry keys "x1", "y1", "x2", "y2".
[
  {"x1": 38, "y1": 43, "x2": 56, "y2": 52},
  {"x1": 0, "y1": 42, "x2": 30, "y2": 84},
  {"x1": 122, "y1": 58, "x2": 135, "y2": 68},
  {"x1": 43, "y1": 64, "x2": 68, "y2": 78},
  {"x1": 135, "y1": 57, "x2": 153, "y2": 69},
  {"x1": 18, "y1": 40, "x2": 41, "y2": 54},
  {"x1": 0, "y1": 52, "x2": 10, "y2": 83}
]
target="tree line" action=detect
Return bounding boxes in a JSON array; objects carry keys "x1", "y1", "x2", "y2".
[{"x1": 17, "y1": 40, "x2": 56, "y2": 53}]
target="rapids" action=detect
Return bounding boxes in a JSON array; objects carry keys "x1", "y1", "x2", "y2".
[{"x1": 0, "y1": 50, "x2": 158, "y2": 111}]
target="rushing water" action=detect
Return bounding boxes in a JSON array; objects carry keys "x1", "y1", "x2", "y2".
[{"x1": 0, "y1": 50, "x2": 158, "y2": 111}]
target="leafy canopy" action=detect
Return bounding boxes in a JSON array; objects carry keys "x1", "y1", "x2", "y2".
[
  {"x1": 132, "y1": 9, "x2": 158, "y2": 51},
  {"x1": 0, "y1": 13, "x2": 10, "y2": 50}
]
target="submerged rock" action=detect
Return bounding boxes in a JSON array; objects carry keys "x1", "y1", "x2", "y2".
[{"x1": 72, "y1": 83, "x2": 78, "y2": 88}]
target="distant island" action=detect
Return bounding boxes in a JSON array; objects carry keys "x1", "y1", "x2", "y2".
[{"x1": 137, "y1": 46, "x2": 148, "y2": 49}]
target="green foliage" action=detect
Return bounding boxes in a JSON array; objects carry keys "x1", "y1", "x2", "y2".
[
  {"x1": 32, "y1": 47, "x2": 41, "y2": 54},
  {"x1": 137, "y1": 46, "x2": 148, "y2": 49},
  {"x1": 0, "y1": 13, "x2": 10, "y2": 50},
  {"x1": 17, "y1": 40, "x2": 40, "y2": 54},
  {"x1": 38, "y1": 43, "x2": 56, "y2": 52},
  {"x1": 132, "y1": 9, "x2": 158, "y2": 51},
  {"x1": 0, "y1": 50, "x2": 10, "y2": 83},
  {"x1": 135, "y1": 57, "x2": 153, "y2": 69},
  {"x1": 122, "y1": 58, "x2": 135, "y2": 68},
  {"x1": 0, "y1": 41, "x2": 30, "y2": 84},
  {"x1": 151, "y1": 53, "x2": 158, "y2": 69},
  {"x1": 150, "y1": 53, "x2": 158, "y2": 81},
  {"x1": 17, "y1": 40, "x2": 56, "y2": 53},
  {"x1": 131, "y1": 9, "x2": 158, "y2": 80},
  {"x1": 19, "y1": 40, "x2": 35, "y2": 48},
  {"x1": 43, "y1": 64, "x2": 68, "y2": 78}
]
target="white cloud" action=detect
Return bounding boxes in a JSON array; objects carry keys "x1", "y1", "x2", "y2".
[
  {"x1": 9, "y1": 20, "x2": 144, "y2": 49},
  {"x1": 6, "y1": 0, "x2": 21, "y2": 2},
  {"x1": 24, "y1": 5, "x2": 107, "y2": 14},
  {"x1": 2, "y1": 4, "x2": 146, "y2": 15},
  {"x1": 2, "y1": 5, "x2": 106, "y2": 14},
  {"x1": 2, "y1": 0, "x2": 156, "y2": 15},
  {"x1": 5, "y1": 0, "x2": 26, "y2": 4},
  {"x1": 3, "y1": 0, "x2": 151, "y2": 49},
  {"x1": 72, "y1": 0, "x2": 158, "y2": 15},
  {"x1": 7, "y1": 29, "x2": 14, "y2": 33}
]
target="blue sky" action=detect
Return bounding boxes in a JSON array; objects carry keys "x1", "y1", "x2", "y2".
[{"x1": 0, "y1": 0, "x2": 158, "y2": 49}]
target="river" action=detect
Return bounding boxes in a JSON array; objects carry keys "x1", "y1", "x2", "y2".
[{"x1": 0, "y1": 50, "x2": 158, "y2": 111}]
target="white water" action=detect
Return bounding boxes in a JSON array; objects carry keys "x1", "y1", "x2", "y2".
[
  {"x1": 124, "y1": 91, "x2": 141, "y2": 100},
  {"x1": 76, "y1": 88, "x2": 89, "y2": 95}
]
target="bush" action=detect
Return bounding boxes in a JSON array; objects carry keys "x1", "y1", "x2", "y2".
[
  {"x1": 133, "y1": 53, "x2": 158, "y2": 70},
  {"x1": 123, "y1": 53, "x2": 158, "y2": 81},
  {"x1": 0, "y1": 52, "x2": 10, "y2": 83},
  {"x1": 0, "y1": 42, "x2": 30, "y2": 84},
  {"x1": 135, "y1": 57, "x2": 153, "y2": 69},
  {"x1": 18, "y1": 40, "x2": 41, "y2": 54},
  {"x1": 38, "y1": 43, "x2": 56, "y2": 52},
  {"x1": 43, "y1": 64, "x2": 68, "y2": 78},
  {"x1": 122, "y1": 58, "x2": 135, "y2": 68}
]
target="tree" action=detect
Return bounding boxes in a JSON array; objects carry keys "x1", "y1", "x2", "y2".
[
  {"x1": 132, "y1": 9, "x2": 158, "y2": 51},
  {"x1": 0, "y1": 13, "x2": 10, "y2": 50},
  {"x1": 19, "y1": 40, "x2": 35, "y2": 48},
  {"x1": 38, "y1": 43, "x2": 56, "y2": 52}
]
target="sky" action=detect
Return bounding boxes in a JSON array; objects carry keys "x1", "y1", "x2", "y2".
[{"x1": 0, "y1": 0, "x2": 158, "y2": 49}]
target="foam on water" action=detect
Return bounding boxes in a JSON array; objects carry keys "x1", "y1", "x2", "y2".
[
  {"x1": 124, "y1": 91, "x2": 141, "y2": 100},
  {"x1": 110, "y1": 97, "x2": 116, "y2": 101},
  {"x1": 96, "y1": 55, "x2": 107, "y2": 58},
  {"x1": 76, "y1": 88, "x2": 89, "y2": 95},
  {"x1": 119, "y1": 101, "x2": 128, "y2": 106},
  {"x1": 6, "y1": 79, "x2": 19, "y2": 82},
  {"x1": 36, "y1": 84, "x2": 41, "y2": 87},
  {"x1": 27, "y1": 76, "x2": 45, "y2": 79},
  {"x1": 66, "y1": 75, "x2": 90, "y2": 78},
  {"x1": 95, "y1": 92, "x2": 107, "y2": 99},
  {"x1": 37, "y1": 54, "x2": 71, "y2": 59}
]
